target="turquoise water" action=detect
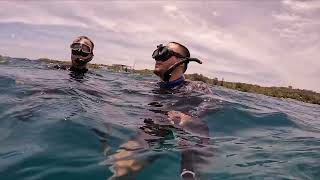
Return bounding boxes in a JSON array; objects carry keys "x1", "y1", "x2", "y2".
[{"x1": 0, "y1": 57, "x2": 319, "y2": 180}]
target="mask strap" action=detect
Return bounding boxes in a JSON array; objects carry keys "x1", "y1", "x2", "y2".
[{"x1": 163, "y1": 58, "x2": 202, "y2": 81}]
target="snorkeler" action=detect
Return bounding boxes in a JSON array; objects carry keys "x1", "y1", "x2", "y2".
[
  {"x1": 110, "y1": 42, "x2": 213, "y2": 180},
  {"x1": 54, "y1": 36, "x2": 94, "y2": 74},
  {"x1": 152, "y1": 42, "x2": 211, "y2": 93},
  {"x1": 153, "y1": 42, "x2": 212, "y2": 179}
]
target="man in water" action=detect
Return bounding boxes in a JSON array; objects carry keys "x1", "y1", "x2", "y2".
[
  {"x1": 153, "y1": 42, "x2": 211, "y2": 94},
  {"x1": 110, "y1": 42, "x2": 212, "y2": 180},
  {"x1": 54, "y1": 36, "x2": 94, "y2": 74}
]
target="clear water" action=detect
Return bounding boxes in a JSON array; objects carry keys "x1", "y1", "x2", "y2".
[{"x1": 0, "y1": 57, "x2": 319, "y2": 180}]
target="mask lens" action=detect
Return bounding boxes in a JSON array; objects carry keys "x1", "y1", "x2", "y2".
[
  {"x1": 152, "y1": 45, "x2": 171, "y2": 62},
  {"x1": 79, "y1": 51, "x2": 90, "y2": 57},
  {"x1": 72, "y1": 49, "x2": 90, "y2": 57},
  {"x1": 81, "y1": 44, "x2": 91, "y2": 53},
  {"x1": 152, "y1": 48, "x2": 160, "y2": 59},
  {"x1": 70, "y1": 43, "x2": 81, "y2": 50},
  {"x1": 70, "y1": 43, "x2": 91, "y2": 53},
  {"x1": 72, "y1": 49, "x2": 81, "y2": 56}
]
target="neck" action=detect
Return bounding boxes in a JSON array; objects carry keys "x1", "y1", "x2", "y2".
[{"x1": 159, "y1": 76, "x2": 185, "y2": 89}]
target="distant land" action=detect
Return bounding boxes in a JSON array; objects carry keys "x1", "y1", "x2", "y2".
[{"x1": 1, "y1": 55, "x2": 319, "y2": 105}]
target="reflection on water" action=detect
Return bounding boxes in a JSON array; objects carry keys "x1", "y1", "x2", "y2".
[{"x1": 0, "y1": 57, "x2": 320, "y2": 180}]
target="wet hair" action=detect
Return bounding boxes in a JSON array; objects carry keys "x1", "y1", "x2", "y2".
[
  {"x1": 169, "y1": 41, "x2": 190, "y2": 57},
  {"x1": 76, "y1": 36, "x2": 95, "y2": 50},
  {"x1": 169, "y1": 41, "x2": 190, "y2": 72}
]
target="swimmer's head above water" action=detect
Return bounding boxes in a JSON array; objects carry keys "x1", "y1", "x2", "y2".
[
  {"x1": 152, "y1": 42, "x2": 202, "y2": 82},
  {"x1": 70, "y1": 36, "x2": 94, "y2": 70}
]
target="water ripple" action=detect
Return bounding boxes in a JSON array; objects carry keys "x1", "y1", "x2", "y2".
[{"x1": 0, "y1": 58, "x2": 319, "y2": 180}]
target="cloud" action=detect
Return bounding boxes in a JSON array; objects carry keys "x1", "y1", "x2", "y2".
[
  {"x1": 282, "y1": 0, "x2": 320, "y2": 12},
  {"x1": 0, "y1": 1, "x2": 319, "y2": 91},
  {"x1": 273, "y1": 12, "x2": 301, "y2": 22},
  {"x1": 0, "y1": 3, "x2": 88, "y2": 28}
]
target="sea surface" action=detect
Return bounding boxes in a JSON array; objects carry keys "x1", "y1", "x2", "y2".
[{"x1": 0, "y1": 57, "x2": 319, "y2": 180}]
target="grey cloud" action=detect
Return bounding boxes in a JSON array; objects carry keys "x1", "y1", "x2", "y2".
[
  {"x1": 282, "y1": 0, "x2": 320, "y2": 12},
  {"x1": 0, "y1": 1, "x2": 319, "y2": 91}
]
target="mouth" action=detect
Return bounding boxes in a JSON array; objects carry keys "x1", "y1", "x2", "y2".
[
  {"x1": 155, "y1": 62, "x2": 162, "y2": 67},
  {"x1": 74, "y1": 58, "x2": 88, "y2": 65}
]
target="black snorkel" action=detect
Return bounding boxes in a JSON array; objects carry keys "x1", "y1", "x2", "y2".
[{"x1": 163, "y1": 58, "x2": 202, "y2": 82}]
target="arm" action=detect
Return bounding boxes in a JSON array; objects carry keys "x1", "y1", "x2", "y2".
[
  {"x1": 168, "y1": 111, "x2": 212, "y2": 180},
  {"x1": 109, "y1": 139, "x2": 145, "y2": 179},
  {"x1": 109, "y1": 125, "x2": 162, "y2": 179},
  {"x1": 110, "y1": 110, "x2": 211, "y2": 179},
  {"x1": 109, "y1": 130, "x2": 165, "y2": 179}
]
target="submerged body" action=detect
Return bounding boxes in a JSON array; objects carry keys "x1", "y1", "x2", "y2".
[{"x1": 110, "y1": 76, "x2": 215, "y2": 179}]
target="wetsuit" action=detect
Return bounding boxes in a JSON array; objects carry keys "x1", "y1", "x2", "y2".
[
  {"x1": 158, "y1": 76, "x2": 212, "y2": 94},
  {"x1": 110, "y1": 77, "x2": 214, "y2": 180},
  {"x1": 145, "y1": 76, "x2": 213, "y2": 179}
]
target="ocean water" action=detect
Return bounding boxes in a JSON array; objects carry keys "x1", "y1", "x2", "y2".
[{"x1": 0, "y1": 57, "x2": 319, "y2": 180}]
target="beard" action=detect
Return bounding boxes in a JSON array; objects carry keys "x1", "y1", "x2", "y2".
[{"x1": 71, "y1": 54, "x2": 92, "y2": 62}]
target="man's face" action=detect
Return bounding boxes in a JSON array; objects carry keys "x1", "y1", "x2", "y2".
[
  {"x1": 153, "y1": 43, "x2": 180, "y2": 78},
  {"x1": 71, "y1": 38, "x2": 93, "y2": 67}
]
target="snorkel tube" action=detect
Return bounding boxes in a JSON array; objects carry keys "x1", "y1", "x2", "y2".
[{"x1": 163, "y1": 58, "x2": 202, "y2": 82}]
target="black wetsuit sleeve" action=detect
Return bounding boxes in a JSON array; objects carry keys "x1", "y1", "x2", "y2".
[{"x1": 180, "y1": 119, "x2": 213, "y2": 180}]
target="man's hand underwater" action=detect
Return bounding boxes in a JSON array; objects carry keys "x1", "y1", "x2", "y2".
[
  {"x1": 109, "y1": 140, "x2": 144, "y2": 179},
  {"x1": 168, "y1": 111, "x2": 192, "y2": 127}
]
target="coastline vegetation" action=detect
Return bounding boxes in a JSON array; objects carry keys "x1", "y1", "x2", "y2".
[
  {"x1": 185, "y1": 73, "x2": 320, "y2": 105},
  {"x1": 129, "y1": 68, "x2": 320, "y2": 105},
  {"x1": 1, "y1": 55, "x2": 319, "y2": 105}
]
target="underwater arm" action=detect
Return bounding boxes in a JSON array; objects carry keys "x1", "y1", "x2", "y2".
[
  {"x1": 168, "y1": 111, "x2": 212, "y2": 180},
  {"x1": 109, "y1": 136, "x2": 146, "y2": 179},
  {"x1": 109, "y1": 129, "x2": 160, "y2": 179},
  {"x1": 180, "y1": 123, "x2": 211, "y2": 180}
]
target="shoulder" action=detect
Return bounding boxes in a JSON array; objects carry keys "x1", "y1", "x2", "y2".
[
  {"x1": 182, "y1": 80, "x2": 212, "y2": 94},
  {"x1": 70, "y1": 66, "x2": 88, "y2": 73}
]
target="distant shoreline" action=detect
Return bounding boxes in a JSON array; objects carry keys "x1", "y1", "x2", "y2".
[{"x1": 1, "y1": 55, "x2": 319, "y2": 105}]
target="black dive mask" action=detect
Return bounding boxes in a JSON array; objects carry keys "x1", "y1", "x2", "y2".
[
  {"x1": 152, "y1": 44, "x2": 184, "y2": 62},
  {"x1": 70, "y1": 42, "x2": 92, "y2": 58}
]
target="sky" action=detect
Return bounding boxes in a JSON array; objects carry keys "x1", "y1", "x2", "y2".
[{"x1": 0, "y1": 1, "x2": 319, "y2": 92}]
